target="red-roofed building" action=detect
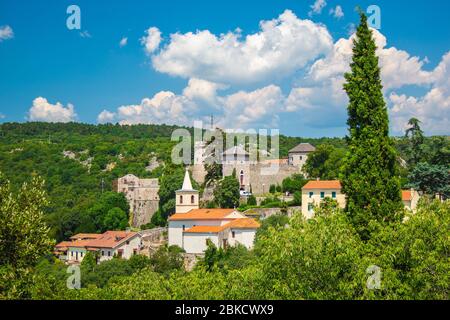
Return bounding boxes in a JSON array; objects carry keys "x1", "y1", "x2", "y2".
[
  {"x1": 402, "y1": 189, "x2": 420, "y2": 212},
  {"x1": 168, "y1": 169, "x2": 260, "y2": 253},
  {"x1": 55, "y1": 231, "x2": 142, "y2": 264},
  {"x1": 301, "y1": 180, "x2": 345, "y2": 218}
]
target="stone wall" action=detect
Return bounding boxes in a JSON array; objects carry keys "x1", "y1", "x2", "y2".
[{"x1": 243, "y1": 206, "x2": 301, "y2": 219}]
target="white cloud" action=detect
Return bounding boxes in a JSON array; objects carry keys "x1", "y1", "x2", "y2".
[
  {"x1": 119, "y1": 37, "x2": 128, "y2": 47},
  {"x1": 28, "y1": 97, "x2": 77, "y2": 123},
  {"x1": 141, "y1": 27, "x2": 162, "y2": 54},
  {"x1": 0, "y1": 113, "x2": 5, "y2": 119},
  {"x1": 182, "y1": 78, "x2": 227, "y2": 105},
  {"x1": 219, "y1": 85, "x2": 284, "y2": 129},
  {"x1": 151, "y1": 10, "x2": 333, "y2": 85},
  {"x1": 0, "y1": 25, "x2": 14, "y2": 42},
  {"x1": 329, "y1": 5, "x2": 344, "y2": 19},
  {"x1": 308, "y1": 0, "x2": 327, "y2": 17},
  {"x1": 97, "y1": 110, "x2": 116, "y2": 123},
  {"x1": 389, "y1": 52, "x2": 450, "y2": 135}
]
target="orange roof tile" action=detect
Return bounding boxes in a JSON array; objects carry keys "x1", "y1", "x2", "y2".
[
  {"x1": 88, "y1": 231, "x2": 138, "y2": 249},
  {"x1": 402, "y1": 190, "x2": 412, "y2": 201},
  {"x1": 302, "y1": 180, "x2": 341, "y2": 190},
  {"x1": 224, "y1": 218, "x2": 261, "y2": 229},
  {"x1": 70, "y1": 233, "x2": 103, "y2": 240},
  {"x1": 56, "y1": 231, "x2": 139, "y2": 250},
  {"x1": 169, "y1": 208, "x2": 237, "y2": 221},
  {"x1": 184, "y1": 225, "x2": 225, "y2": 233}
]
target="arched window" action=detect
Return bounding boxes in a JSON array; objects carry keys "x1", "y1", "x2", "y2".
[
  {"x1": 180, "y1": 195, "x2": 183, "y2": 204},
  {"x1": 191, "y1": 195, "x2": 195, "y2": 204},
  {"x1": 240, "y1": 170, "x2": 244, "y2": 186}
]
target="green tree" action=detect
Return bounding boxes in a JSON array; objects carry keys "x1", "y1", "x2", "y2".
[
  {"x1": 247, "y1": 195, "x2": 257, "y2": 206},
  {"x1": 407, "y1": 162, "x2": 450, "y2": 199},
  {"x1": 0, "y1": 173, "x2": 54, "y2": 298},
  {"x1": 281, "y1": 174, "x2": 307, "y2": 194},
  {"x1": 304, "y1": 144, "x2": 345, "y2": 179},
  {"x1": 103, "y1": 207, "x2": 128, "y2": 230},
  {"x1": 341, "y1": 12, "x2": 403, "y2": 239},
  {"x1": 214, "y1": 174, "x2": 240, "y2": 208},
  {"x1": 405, "y1": 117, "x2": 425, "y2": 166}
]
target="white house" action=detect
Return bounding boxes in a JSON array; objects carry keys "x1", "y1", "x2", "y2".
[
  {"x1": 168, "y1": 169, "x2": 260, "y2": 254},
  {"x1": 55, "y1": 231, "x2": 142, "y2": 263}
]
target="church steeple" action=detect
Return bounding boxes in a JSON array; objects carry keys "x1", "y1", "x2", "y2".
[{"x1": 175, "y1": 168, "x2": 199, "y2": 213}]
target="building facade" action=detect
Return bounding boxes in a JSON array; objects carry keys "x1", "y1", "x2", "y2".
[
  {"x1": 288, "y1": 143, "x2": 316, "y2": 171},
  {"x1": 301, "y1": 180, "x2": 346, "y2": 219},
  {"x1": 55, "y1": 231, "x2": 142, "y2": 264},
  {"x1": 114, "y1": 174, "x2": 159, "y2": 227},
  {"x1": 168, "y1": 169, "x2": 260, "y2": 254}
]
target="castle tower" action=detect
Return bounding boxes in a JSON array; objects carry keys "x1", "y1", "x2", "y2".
[{"x1": 175, "y1": 169, "x2": 199, "y2": 213}]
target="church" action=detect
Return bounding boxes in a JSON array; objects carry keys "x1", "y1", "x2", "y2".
[{"x1": 168, "y1": 169, "x2": 260, "y2": 254}]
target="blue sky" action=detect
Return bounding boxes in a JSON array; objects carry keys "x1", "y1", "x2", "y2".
[{"x1": 0, "y1": 0, "x2": 449, "y2": 137}]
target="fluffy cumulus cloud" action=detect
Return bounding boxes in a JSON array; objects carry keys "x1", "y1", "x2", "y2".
[
  {"x1": 99, "y1": 11, "x2": 448, "y2": 135},
  {"x1": 219, "y1": 85, "x2": 284, "y2": 129},
  {"x1": 389, "y1": 52, "x2": 450, "y2": 135},
  {"x1": 141, "y1": 27, "x2": 162, "y2": 54},
  {"x1": 150, "y1": 10, "x2": 333, "y2": 84},
  {"x1": 97, "y1": 110, "x2": 116, "y2": 123},
  {"x1": 182, "y1": 78, "x2": 227, "y2": 105},
  {"x1": 0, "y1": 25, "x2": 14, "y2": 41},
  {"x1": 28, "y1": 97, "x2": 77, "y2": 123}
]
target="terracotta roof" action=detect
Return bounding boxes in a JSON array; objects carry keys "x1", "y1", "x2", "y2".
[
  {"x1": 70, "y1": 233, "x2": 102, "y2": 240},
  {"x1": 55, "y1": 241, "x2": 72, "y2": 248},
  {"x1": 56, "y1": 231, "x2": 139, "y2": 250},
  {"x1": 289, "y1": 143, "x2": 316, "y2": 153},
  {"x1": 184, "y1": 218, "x2": 260, "y2": 234},
  {"x1": 184, "y1": 225, "x2": 225, "y2": 233},
  {"x1": 88, "y1": 231, "x2": 138, "y2": 249},
  {"x1": 224, "y1": 218, "x2": 260, "y2": 229},
  {"x1": 402, "y1": 190, "x2": 412, "y2": 201},
  {"x1": 302, "y1": 180, "x2": 342, "y2": 190},
  {"x1": 169, "y1": 208, "x2": 237, "y2": 221},
  {"x1": 260, "y1": 158, "x2": 288, "y2": 165}
]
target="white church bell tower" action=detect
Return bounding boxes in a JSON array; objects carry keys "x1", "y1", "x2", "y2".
[{"x1": 175, "y1": 169, "x2": 199, "y2": 213}]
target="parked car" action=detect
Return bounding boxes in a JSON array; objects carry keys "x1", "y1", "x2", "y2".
[{"x1": 240, "y1": 190, "x2": 252, "y2": 197}]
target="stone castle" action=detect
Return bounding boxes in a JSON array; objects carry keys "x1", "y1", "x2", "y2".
[{"x1": 113, "y1": 174, "x2": 160, "y2": 227}]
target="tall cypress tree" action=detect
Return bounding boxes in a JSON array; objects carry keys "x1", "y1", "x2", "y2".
[{"x1": 341, "y1": 12, "x2": 403, "y2": 239}]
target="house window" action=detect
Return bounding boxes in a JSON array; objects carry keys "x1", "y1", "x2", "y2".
[
  {"x1": 300, "y1": 156, "x2": 303, "y2": 160},
  {"x1": 101, "y1": 250, "x2": 104, "y2": 256},
  {"x1": 320, "y1": 192, "x2": 325, "y2": 198},
  {"x1": 309, "y1": 192, "x2": 313, "y2": 198},
  {"x1": 182, "y1": 225, "x2": 185, "y2": 231},
  {"x1": 308, "y1": 204, "x2": 313, "y2": 212},
  {"x1": 80, "y1": 252, "x2": 83, "y2": 257},
  {"x1": 108, "y1": 251, "x2": 111, "y2": 257},
  {"x1": 332, "y1": 192, "x2": 336, "y2": 199},
  {"x1": 180, "y1": 195, "x2": 183, "y2": 204},
  {"x1": 232, "y1": 231, "x2": 235, "y2": 238},
  {"x1": 133, "y1": 249, "x2": 137, "y2": 255},
  {"x1": 191, "y1": 195, "x2": 195, "y2": 204},
  {"x1": 71, "y1": 251, "x2": 74, "y2": 257}
]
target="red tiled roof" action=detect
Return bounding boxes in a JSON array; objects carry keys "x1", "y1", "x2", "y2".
[
  {"x1": 224, "y1": 218, "x2": 260, "y2": 229},
  {"x1": 70, "y1": 233, "x2": 102, "y2": 240},
  {"x1": 402, "y1": 190, "x2": 412, "y2": 201},
  {"x1": 302, "y1": 180, "x2": 341, "y2": 190},
  {"x1": 169, "y1": 208, "x2": 237, "y2": 221},
  {"x1": 55, "y1": 231, "x2": 139, "y2": 250}
]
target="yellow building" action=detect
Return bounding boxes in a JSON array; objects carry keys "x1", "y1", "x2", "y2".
[{"x1": 301, "y1": 180, "x2": 345, "y2": 218}]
